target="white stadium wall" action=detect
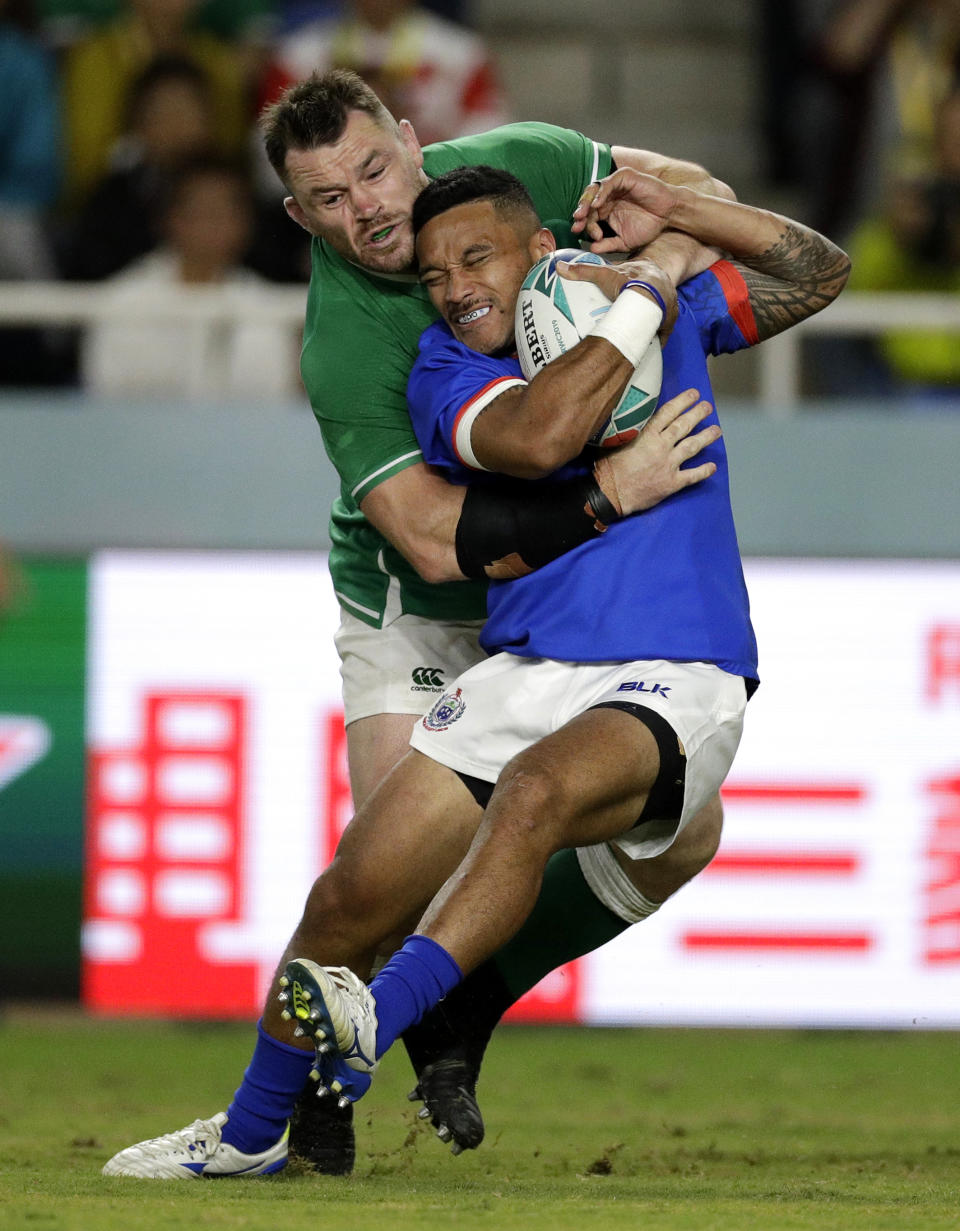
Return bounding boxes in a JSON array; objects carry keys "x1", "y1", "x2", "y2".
[{"x1": 81, "y1": 552, "x2": 960, "y2": 1028}]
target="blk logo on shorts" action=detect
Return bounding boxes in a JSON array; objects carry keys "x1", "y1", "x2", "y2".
[
  {"x1": 617, "y1": 681, "x2": 671, "y2": 698},
  {"x1": 412, "y1": 666, "x2": 445, "y2": 691},
  {"x1": 423, "y1": 687, "x2": 466, "y2": 731}
]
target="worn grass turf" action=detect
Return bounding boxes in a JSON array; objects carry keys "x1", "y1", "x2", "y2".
[{"x1": 2, "y1": 1013, "x2": 959, "y2": 1230}]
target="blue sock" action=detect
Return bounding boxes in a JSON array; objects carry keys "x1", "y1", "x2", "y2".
[
  {"x1": 369, "y1": 935, "x2": 463, "y2": 1059},
  {"x1": 220, "y1": 1021, "x2": 316, "y2": 1154}
]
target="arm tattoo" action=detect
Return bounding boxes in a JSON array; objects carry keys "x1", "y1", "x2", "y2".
[{"x1": 736, "y1": 221, "x2": 851, "y2": 341}]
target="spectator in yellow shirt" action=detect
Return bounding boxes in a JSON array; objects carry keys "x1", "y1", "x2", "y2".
[
  {"x1": 62, "y1": 0, "x2": 249, "y2": 207},
  {"x1": 847, "y1": 86, "x2": 960, "y2": 396}
]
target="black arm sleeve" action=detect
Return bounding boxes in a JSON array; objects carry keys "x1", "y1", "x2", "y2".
[{"x1": 455, "y1": 474, "x2": 620, "y2": 580}]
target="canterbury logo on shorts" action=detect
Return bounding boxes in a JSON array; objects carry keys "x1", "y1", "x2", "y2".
[{"x1": 412, "y1": 667, "x2": 445, "y2": 689}]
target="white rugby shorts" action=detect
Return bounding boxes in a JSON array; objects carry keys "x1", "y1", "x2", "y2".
[
  {"x1": 409, "y1": 653, "x2": 748, "y2": 858},
  {"x1": 334, "y1": 607, "x2": 485, "y2": 726}
]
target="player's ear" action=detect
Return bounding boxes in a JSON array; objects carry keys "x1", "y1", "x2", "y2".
[
  {"x1": 398, "y1": 118, "x2": 424, "y2": 169},
  {"x1": 284, "y1": 195, "x2": 313, "y2": 235},
  {"x1": 529, "y1": 227, "x2": 556, "y2": 262}
]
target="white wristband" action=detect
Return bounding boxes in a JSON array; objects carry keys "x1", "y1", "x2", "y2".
[{"x1": 589, "y1": 289, "x2": 663, "y2": 368}]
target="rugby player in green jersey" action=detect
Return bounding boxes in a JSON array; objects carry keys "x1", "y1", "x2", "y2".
[
  {"x1": 97, "y1": 75, "x2": 746, "y2": 1182},
  {"x1": 261, "y1": 71, "x2": 730, "y2": 1172}
]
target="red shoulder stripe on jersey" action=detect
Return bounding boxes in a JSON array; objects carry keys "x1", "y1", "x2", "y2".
[
  {"x1": 451, "y1": 375, "x2": 524, "y2": 468},
  {"x1": 710, "y1": 259, "x2": 759, "y2": 346}
]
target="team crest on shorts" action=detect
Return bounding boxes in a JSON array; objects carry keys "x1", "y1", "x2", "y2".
[{"x1": 423, "y1": 687, "x2": 466, "y2": 732}]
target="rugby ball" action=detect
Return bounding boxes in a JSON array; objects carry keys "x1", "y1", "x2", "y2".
[{"x1": 514, "y1": 248, "x2": 662, "y2": 447}]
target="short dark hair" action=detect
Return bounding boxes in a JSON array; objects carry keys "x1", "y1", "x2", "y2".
[
  {"x1": 260, "y1": 69, "x2": 398, "y2": 183},
  {"x1": 412, "y1": 165, "x2": 541, "y2": 238}
]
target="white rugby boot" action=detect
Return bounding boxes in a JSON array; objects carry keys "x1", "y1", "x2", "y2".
[
  {"x1": 102, "y1": 1112, "x2": 288, "y2": 1178},
  {"x1": 279, "y1": 960, "x2": 378, "y2": 1100}
]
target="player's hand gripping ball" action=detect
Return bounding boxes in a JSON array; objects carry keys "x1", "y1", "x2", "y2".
[{"x1": 514, "y1": 249, "x2": 662, "y2": 446}]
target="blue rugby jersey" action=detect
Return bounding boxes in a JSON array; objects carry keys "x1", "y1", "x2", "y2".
[{"x1": 407, "y1": 262, "x2": 759, "y2": 681}]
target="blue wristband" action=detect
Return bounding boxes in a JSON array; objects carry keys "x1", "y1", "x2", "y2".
[{"x1": 619, "y1": 279, "x2": 666, "y2": 317}]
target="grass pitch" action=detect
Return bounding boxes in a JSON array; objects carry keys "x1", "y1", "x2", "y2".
[{"x1": 3, "y1": 1012, "x2": 959, "y2": 1230}]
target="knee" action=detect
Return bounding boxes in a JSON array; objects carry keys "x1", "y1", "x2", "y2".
[
  {"x1": 299, "y1": 857, "x2": 375, "y2": 935},
  {"x1": 492, "y1": 754, "x2": 568, "y2": 849}
]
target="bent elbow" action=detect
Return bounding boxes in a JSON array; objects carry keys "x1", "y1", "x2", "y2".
[
  {"x1": 825, "y1": 249, "x2": 853, "y2": 304},
  {"x1": 499, "y1": 456, "x2": 558, "y2": 481},
  {"x1": 516, "y1": 425, "x2": 586, "y2": 478},
  {"x1": 406, "y1": 545, "x2": 461, "y2": 585},
  {"x1": 483, "y1": 433, "x2": 573, "y2": 479},
  {"x1": 417, "y1": 560, "x2": 459, "y2": 585}
]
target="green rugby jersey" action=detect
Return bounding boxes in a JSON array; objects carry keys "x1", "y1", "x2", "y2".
[{"x1": 300, "y1": 121, "x2": 613, "y2": 627}]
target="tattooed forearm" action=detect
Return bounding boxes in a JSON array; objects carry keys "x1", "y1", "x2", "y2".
[{"x1": 736, "y1": 220, "x2": 851, "y2": 340}]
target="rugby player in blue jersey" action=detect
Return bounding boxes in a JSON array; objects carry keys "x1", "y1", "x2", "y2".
[
  {"x1": 100, "y1": 166, "x2": 848, "y2": 1178},
  {"x1": 272, "y1": 164, "x2": 850, "y2": 1105}
]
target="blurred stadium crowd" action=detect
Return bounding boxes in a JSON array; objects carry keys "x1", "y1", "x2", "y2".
[
  {"x1": 0, "y1": 0, "x2": 507, "y2": 392},
  {"x1": 1, "y1": 0, "x2": 960, "y2": 400}
]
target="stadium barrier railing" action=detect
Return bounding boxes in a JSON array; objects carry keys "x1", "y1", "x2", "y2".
[{"x1": 2, "y1": 284, "x2": 960, "y2": 413}]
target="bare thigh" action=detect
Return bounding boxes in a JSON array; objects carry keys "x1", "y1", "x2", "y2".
[
  {"x1": 346, "y1": 711, "x2": 421, "y2": 808},
  {"x1": 491, "y1": 705, "x2": 665, "y2": 853},
  {"x1": 420, "y1": 707, "x2": 665, "y2": 971}
]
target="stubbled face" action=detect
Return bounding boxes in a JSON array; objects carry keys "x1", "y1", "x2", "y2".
[
  {"x1": 283, "y1": 110, "x2": 427, "y2": 273},
  {"x1": 416, "y1": 200, "x2": 554, "y2": 355}
]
